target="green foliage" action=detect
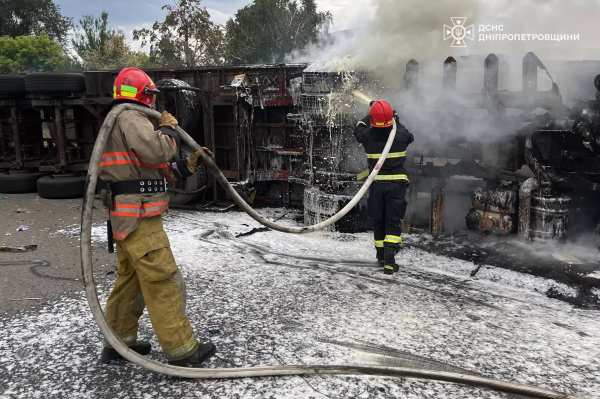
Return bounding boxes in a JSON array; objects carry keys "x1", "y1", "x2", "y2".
[
  {"x1": 72, "y1": 11, "x2": 112, "y2": 60},
  {"x1": 0, "y1": 0, "x2": 73, "y2": 46},
  {"x1": 0, "y1": 32, "x2": 71, "y2": 73},
  {"x1": 82, "y1": 31, "x2": 152, "y2": 70},
  {"x1": 225, "y1": 0, "x2": 331, "y2": 64},
  {"x1": 133, "y1": 0, "x2": 224, "y2": 68}
]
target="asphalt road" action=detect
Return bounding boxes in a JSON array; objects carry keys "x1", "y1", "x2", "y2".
[{"x1": 0, "y1": 193, "x2": 114, "y2": 313}]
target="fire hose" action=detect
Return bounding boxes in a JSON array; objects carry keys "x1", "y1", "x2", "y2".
[{"x1": 80, "y1": 103, "x2": 583, "y2": 398}]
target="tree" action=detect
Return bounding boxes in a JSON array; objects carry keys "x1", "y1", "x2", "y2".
[
  {"x1": 225, "y1": 0, "x2": 331, "y2": 64},
  {"x1": 82, "y1": 30, "x2": 152, "y2": 70},
  {"x1": 0, "y1": 32, "x2": 71, "y2": 73},
  {"x1": 133, "y1": 0, "x2": 225, "y2": 68},
  {"x1": 0, "y1": 0, "x2": 73, "y2": 46},
  {"x1": 71, "y1": 11, "x2": 111, "y2": 60}
]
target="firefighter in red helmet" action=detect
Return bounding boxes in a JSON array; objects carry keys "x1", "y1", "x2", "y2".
[
  {"x1": 98, "y1": 68, "x2": 216, "y2": 366},
  {"x1": 354, "y1": 100, "x2": 414, "y2": 275}
]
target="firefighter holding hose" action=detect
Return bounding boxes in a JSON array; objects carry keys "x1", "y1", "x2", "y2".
[
  {"x1": 98, "y1": 68, "x2": 216, "y2": 366},
  {"x1": 354, "y1": 100, "x2": 414, "y2": 275}
]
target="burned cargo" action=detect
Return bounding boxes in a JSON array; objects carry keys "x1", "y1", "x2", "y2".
[{"x1": 2, "y1": 55, "x2": 600, "y2": 245}]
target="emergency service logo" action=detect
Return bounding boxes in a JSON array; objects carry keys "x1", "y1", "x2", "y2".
[{"x1": 444, "y1": 17, "x2": 474, "y2": 48}]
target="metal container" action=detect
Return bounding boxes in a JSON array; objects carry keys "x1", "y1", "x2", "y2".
[
  {"x1": 303, "y1": 187, "x2": 370, "y2": 233},
  {"x1": 472, "y1": 187, "x2": 518, "y2": 214},
  {"x1": 530, "y1": 195, "x2": 571, "y2": 241},
  {"x1": 466, "y1": 208, "x2": 515, "y2": 235}
]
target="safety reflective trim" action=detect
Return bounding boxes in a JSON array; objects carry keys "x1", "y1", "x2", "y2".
[
  {"x1": 111, "y1": 202, "x2": 169, "y2": 218},
  {"x1": 103, "y1": 152, "x2": 143, "y2": 159},
  {"x1": 120, "y1": 91, "x2": 138, "y2": 98},
  {"x1": 384, "y1": 265, "x2": 395, "y2": 270},
  {"x1": 374, "y1": 240, "x2": 384, "y2": 248},
  {"x1": 357, "y1": 170, "x2": 369, "y2": 180},
  {"x1": 374, "y1": 120, "x2": 393, "y2": 126},
  {"x1": 164, "y1": 334, "x2": 198, "y2": 359},
  {"x1": 100, "y1": 159, "x2": 168, "y2": 169},
  {"x1": 118, "y1": 333, "x2": 137, "y2": 344},
  {"x1": 121, "y1": 85, "x2": 138, "y2": 94},
  {"x1": 357, "y1": 120, "x2": 367, "y2": 127},
  {"x1": 112, "y1": 231, "x2": 128, "y2": 241},
  {"x1": 385, "y1": 235, "x2": 403, "y2": 244},
  {"x1": 100, "y1": 152, "x2": 168, "y2": 169},
  {"x1": 375, "y1": 174, "x2": 409, "y2": 181},
  {"x1": 113, "y1": 86, "x2": 117, "y2": 99},
  {"x1": 366, "y1": 152, "x2": 406, "y2": 159}
]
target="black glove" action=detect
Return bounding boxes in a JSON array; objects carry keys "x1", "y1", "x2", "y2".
[
  {"x1": 393, "y1": 110, "x2": 399, "y2": 123},
  {"x1": 171, "y1": 159, "x2": 193, "y2": 180},
  {"x1": 361, "y1": 114, "x2": 371, "y2": 126},
  {"x1": 369, "y1": 100, "x2": 376, "y2": 107},
  {"x1": 159, "y1": 126, "x2": 181, "y2": 149}
]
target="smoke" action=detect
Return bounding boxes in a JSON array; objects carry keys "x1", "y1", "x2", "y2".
[
  {"x1": 287, "y1": 0, "x2": 600, "y2": 152},
  {"x1": 291, "y1": 0, "x2": 600, "y2": 87}
]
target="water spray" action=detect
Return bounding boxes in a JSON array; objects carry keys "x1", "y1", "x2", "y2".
[
  {"x1": 79, "y1": 103, "x2": 584, "y2": 398},
  {"x1": 352, "y1": 90, "x2": 373, "y2": 106}
]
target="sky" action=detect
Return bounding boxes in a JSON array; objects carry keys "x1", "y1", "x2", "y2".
[{"x1": 53, "y1": 0, "x2": 371, "y2": 51}]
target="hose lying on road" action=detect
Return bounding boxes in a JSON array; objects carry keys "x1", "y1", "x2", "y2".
[{"x1": 80, "y1": 103, "x2": 584, "y2": 399}]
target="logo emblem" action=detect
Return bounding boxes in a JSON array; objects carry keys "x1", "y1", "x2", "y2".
[
  {"x1": 444, "y1": 17, "x2": 474, "y2": 48},
  {"x1": 123, "y1": 78, "x2": 133, "y2": 85}
]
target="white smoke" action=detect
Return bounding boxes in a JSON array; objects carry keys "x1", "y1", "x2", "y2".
[{"x1": 291, "y1": 0, "x2": 600, "y2": 90}]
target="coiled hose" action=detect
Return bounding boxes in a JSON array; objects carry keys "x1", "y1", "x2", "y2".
[{"x1": 80, "y1": 103, "x2": 583, "y2": 398}]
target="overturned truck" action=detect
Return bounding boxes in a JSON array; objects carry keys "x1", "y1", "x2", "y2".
[
  {"x1": 2, "y1": 55, "x2": 600, "y2": 244},
  {"x1": 275, "y1": 52, "x2": 600, "y2": 244}
]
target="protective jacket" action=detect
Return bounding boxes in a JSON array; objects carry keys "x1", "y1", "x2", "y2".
[
  {"x1": 353, "y1": 115, "x2": 414, "y2": 181},
  {"x1": 99, "y1": 109, "x2": 177, "y2": 241}
]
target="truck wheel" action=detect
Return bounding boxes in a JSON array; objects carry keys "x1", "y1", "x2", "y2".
[
  {"x1": 0, "y1": 75, "x2": 26, "y2": 96},
  {"x1": 25, "y1": 73, "x2": 86, "y2": 95},
  {"x1": 0, "y1": 171, "x2": 43, "y2": 193},
  {"x1": 37, "y1": 174, "x2": 86, "y2": 199}
]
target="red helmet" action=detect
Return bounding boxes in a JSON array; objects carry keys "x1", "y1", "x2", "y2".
[
  {"x1": 113, "y1": 68, "x2": 160, "y2": 107},
  {"x1": 369, "y1": 100, "x2": 394, "y2": 128}
]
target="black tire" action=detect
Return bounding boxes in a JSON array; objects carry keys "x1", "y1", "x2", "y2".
[
  {"x1": 37, "y1": 174, "x2": 86, "y2": 199},
  {"x1": 0, "y1": 75, "x2": 26, "y2": 96},
  {"x1": 25, "y1": 73, "x2": 86, "y2": 95},
  {"x1": 0, "y1": 171, "x2": 43, "y2": 194}
]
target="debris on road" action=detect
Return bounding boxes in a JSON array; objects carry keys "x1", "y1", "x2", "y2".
[
  {"x1": 0, "y1": 245, "x2": 37, "y2": 252},
  {"x1": 8, "y1": 298, "x2": 42, "y2": 301},
  {"x1": 16, "y1": 225, "x2": 29, "y2": 232}
]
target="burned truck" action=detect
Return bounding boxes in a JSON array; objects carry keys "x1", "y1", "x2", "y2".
[{"x1": 2, "y1": 55, "x2": 600, "y2": 245}]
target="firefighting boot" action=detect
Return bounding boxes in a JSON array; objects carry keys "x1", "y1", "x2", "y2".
[
  {"x1": 168, "y1": 342, "x2": 216, "y2": 367},
  {"x1": 100, "y1": 341, "x2": 152, "y2": 363},
  {"x1": 376, "y1": 247, "x2": 384, "y2": 268},
  {"x1": 383, "y1": 243, "x2": 397, "y2": 275}
]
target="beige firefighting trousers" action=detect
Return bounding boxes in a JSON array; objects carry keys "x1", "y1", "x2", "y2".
[{"x1": 103, "y1": 215, "x2": 198, "y2": 361}]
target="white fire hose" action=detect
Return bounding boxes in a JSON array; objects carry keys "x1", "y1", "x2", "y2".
[{"x1": 80, "y1": 103, "x2": 583, "y2": 398}]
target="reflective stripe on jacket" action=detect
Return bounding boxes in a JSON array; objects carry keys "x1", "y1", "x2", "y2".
[
  {"x1": 99, "y1": 109, "x2": 177, "y2": 240},
  {"x1": 354, "y1": 115, "x2": 414, "y2": 181}
]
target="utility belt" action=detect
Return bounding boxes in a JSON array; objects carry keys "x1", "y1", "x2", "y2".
[
  {"x1": 101, "y1": 178, "x2": 167, "y2": 253},
  {"x1": 109, "y1": 178, "x2": 168, "y2": 196}
]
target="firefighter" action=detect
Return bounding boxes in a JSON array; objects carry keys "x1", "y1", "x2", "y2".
[
  {"x1": 98, "y1": 68, "x2": 216, "y2": 366},
  {"x1": 354, "y1": 100, "x2": 414, "y2": 275}
]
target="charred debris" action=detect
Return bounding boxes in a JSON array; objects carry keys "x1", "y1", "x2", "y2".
[
  {"x1": 203, "y1": 53, "x2": 600, "y2": 247},
  {"x1": 3, "y1": 55, "x2": 600, "y2": 246}
]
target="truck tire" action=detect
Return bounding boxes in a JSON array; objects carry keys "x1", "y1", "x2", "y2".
[
  {"x1": 0, "y1": 171, "x2": 42, "y2": 194},
  {"x1": 25, "y1": 73, "x2": 86, "y2": 95},
  {"x1": 0, "y1": 75, "x2": 26, "y2": 96},
  {"x1": 37, "y1": 174, "x2": 86, "y2": 199}
]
